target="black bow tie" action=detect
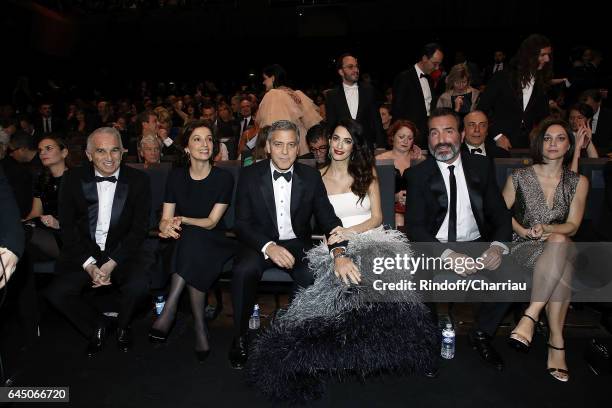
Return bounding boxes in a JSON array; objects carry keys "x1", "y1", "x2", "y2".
[
  {"x1": 95, "y1": 175, "x2": 117, "y2": 183},
  {"x1": 273, "y1": 170, "x2": 292, "y2": 182},
  {"x1": 419, "y1": 73, "x2": 427, "y2": 78},
  {"x1": 470, "y1": 148, "x2": 483, "y2": 155}
]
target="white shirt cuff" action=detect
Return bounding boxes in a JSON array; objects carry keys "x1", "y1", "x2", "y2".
[
  {"x1": 441, "y1": 249, "x2": 455, "y2": 260},
  {"x1": 83, "y1": 256, "x2": 96, "y2": 270},
  {"x1": 162, "y1": 137, "x2": 173, "y2": 147},
  {"x1": 493, "y1": 133, "x2": 503, "y2": 141},
  {"x1": 261, "y1": 241, "x2": 275, "y2": 260},
  {"x1": 490, "y1": 241, "x2": 509, "y2": 255},
  {"x1": 564, "y1": 79, "x2": 572, "y2": 88}
]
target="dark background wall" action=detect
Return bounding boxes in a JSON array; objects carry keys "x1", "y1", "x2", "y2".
[{"x1": 1, "y1": 0, "x2": 608, "y2": 99}]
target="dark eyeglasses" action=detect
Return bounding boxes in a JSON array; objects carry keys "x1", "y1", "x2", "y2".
[{"x1": 309, "y1": 145, "x2": 329, "y2": 153}]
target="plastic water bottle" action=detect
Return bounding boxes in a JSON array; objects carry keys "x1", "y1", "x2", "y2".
[
  {"x1": 441, "y1": 323, "x2": 455, "y2": 359},
  {"x1": 155, "y1": 295, "x2": 166, "y2": 316},
  {"x1": 248, "y1": 304, "x2": 260, "y2": 330}
]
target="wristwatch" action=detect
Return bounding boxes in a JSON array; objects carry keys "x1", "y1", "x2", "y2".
[{"x1": 330, "y1": 246, "x2": 348, "y2": 259}]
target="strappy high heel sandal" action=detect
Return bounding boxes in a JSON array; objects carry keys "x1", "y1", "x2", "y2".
[
  {"x1": 547, "y1": 343, "x2": 569, "y2": 382},
  {"x1": 507, "y1": 314, "x2": 538, "y2": 353}
]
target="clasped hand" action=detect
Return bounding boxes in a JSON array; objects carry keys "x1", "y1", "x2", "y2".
[
  {"x1": 159, "y1": 216, "x2": 182, "y2": 239},
  {"x1": 525, "y1": 223, "x2": 551, "y2": 241},
  {"x1": 86, "y1": 259, "x2": 117, "y2": 288},
  {"x1": 327, "y1": 226, "x2": 356, "y2": 245}
]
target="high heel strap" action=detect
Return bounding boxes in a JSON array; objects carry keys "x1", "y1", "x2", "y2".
[
  {"x1": 522, "y1": 314, "x2": 538, "y2": 324},
  {"x1": 547, "y1": 343, "x2": 565, "y2": 351}
]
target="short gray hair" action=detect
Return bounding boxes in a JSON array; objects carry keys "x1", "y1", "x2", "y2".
[
  {"x1": 267, "y1": 120, "x2": 300, "y2": 142},
  {"x1": 86, "y1": 127, "x2": 124, "y2": 152},
  {"x1": 139, "y1": 134, "x2": 162, "y2": 149}
]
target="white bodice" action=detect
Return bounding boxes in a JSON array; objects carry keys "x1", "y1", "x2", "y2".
[{"x1": 328, "y1": 192, "x2": 371, "y2": 228}]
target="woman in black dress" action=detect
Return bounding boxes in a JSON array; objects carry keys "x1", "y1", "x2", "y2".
[
  {"x1": 149, "y1": 120, "x2": 235, "y2": 362},
  {"x1": 25, "y1": 135, "x2": 69, "y2": 260}
]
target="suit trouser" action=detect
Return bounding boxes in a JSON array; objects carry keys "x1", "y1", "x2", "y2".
[
  {"x1": 44, "y1": 257, "x2": 149, "y2": 339},
  {"x1": 417, "y1": 241, "x2": 511, "y2": 337},
  {"x1": 231, "y1": 238, "x2": 313, "y2": 336}
]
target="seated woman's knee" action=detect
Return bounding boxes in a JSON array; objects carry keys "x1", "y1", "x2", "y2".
[{"x1": 547, "y1": 232, "x2": 570, "y2": 243}]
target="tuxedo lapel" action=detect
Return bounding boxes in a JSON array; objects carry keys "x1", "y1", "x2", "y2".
[
  {"x1": 339, "y1": 86, "x2": 353, "y2": 119},
  {"x1": 259, "y1": 161, "x2": 278, "y2": 232},
  {"x1": 109, "y1": 169, "x2": 129, "y2": 231},
  {"x1": 426, "y1": 159, "x2": 447, "y2": 232},
  {"x1": 461, "y1": 154, "x2": 484, "y2": 231},
  {"x1": 81, "y1": 166, "x2": 98, "y2": 241},
  {"x1": 290, "y1": 165, "x2": 304, "y2": 222}
]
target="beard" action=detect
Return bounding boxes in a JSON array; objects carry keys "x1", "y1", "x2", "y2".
[{"x1": 430, "y1": 142, "x2": 460, "y2": 162}]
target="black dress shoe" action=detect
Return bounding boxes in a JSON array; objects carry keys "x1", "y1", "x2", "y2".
[
  {"x1": 423, "y1": 368, "x2": 439, "y2": 378},
  {"x1": 86, "y1": 325, "x2": 108, "y2": 357},
  {"x1": 117, "y1": 327, "x2": 132, "y2": 352},
  {"x1": 468, "y1": 330, "x2": 504, "y2": 371},
  {"x1": 195, "y1": 349, "x2": 211, "y2": 363},
  {"x1": 228, "y1": 336, "x2": 248, "y2": 369}
]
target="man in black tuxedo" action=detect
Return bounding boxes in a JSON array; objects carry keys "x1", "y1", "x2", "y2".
[
  {"x1": 34, "y1": 103, "x2": 63, "y2": 139},
  {"x1": 580, "y1": 89, "x2": 612, "y2": 154},
  {"x1": 0, "y1": 166, "x2": 24, "y2": 289},
  {"x1": 404, "y1": 108, "x2": 512, "y2": 371},
  {"x1": 45, "y1": 127, "x2": 151, "y2": 356},
  {"x1": 392, "y1": 43, "x2": 444, "y2": 145},
  {"x1": 326, "y1": 53, "x2": 385, "y2": 148},
  {"x1": 478, "y1": 34, "x2": 552, "y2": 149},
  {"x1": 482, "y1": 50, "x2": 506, "y2": 85},
  {"x1": 461, "y1": 111, "x2": 511, "y2": 159},
  {"x1": 229, "y1": 119, "x2": 360, "y2": 369}
]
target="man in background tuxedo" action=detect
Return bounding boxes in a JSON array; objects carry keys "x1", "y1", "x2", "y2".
[
  {"x1": 229, "y1": 120, "x2": 360, "y2": 369},
  {"x1": 482, "y1": 50, "x2": 506, "y2": 85},
  {"x1": 35, "y1": 102, "x2": 63, "y2": 138},
  {"x1": 461, "y1": 111, "x2": 510, "y2": 159},
  {"x1": 404, "y1": 108, "x2": 512, "y2": 371},
  {"x1": 45, "y1": 127, "x2": 151, "y2": 356},
  {"x1": 325, "y1": 53, "x2": 385, "y2": 148},
  {"x1": 392, "y1": 43, "x2": 444, "y2": 145},
  {"x1": 580, "y1": 89, "x2": 612, "y2": 154}
]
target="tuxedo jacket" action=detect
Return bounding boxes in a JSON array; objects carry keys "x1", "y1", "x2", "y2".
[
  {"x1": 392, "y1": 66, "x2": 437, "y2": 141},
  {"x1": 0, "y1": 166, "x2": 24, "y2": 258},
  {"x1": 35, "y1": 115, "x2": 64, "y2": 138},
  {"x1": 234, "y1": 159, "x2": 343, "y2": 252},
  {"x1": 58, "y1": 163, "x2": 151, "y2": 269},
  {"x1": 325, "y1": 83, "x2": 385, "y2": 148},
  {"x1": 461, "y1": 140, "x2": 511, "y2": 159},
  {"x1": 403, "y1": 152, "x2": 511, "y2": 243},
  {"x1": 477, "y1": 70, "x2": 549, "y2": 148},
  {"x1": 594, "y1": 107, "x2": 612, "y2": 154}
]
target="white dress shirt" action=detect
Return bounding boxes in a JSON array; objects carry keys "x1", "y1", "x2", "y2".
[
  {"x1": 261, "y1": 162, "x2": 297, "y2": 258},
  {"x1": 435, "y1": 156, "x2": 480, "y2": 243},
  {"x1": 82, "y1": 168, "x2": 120, "y2": 269},
  {"x1": 465, "y1": 142, "x2": 487, "y2": 156},
  {"x1": 241, "y1": 116, "x2": 252, "y2": 135},
  {"x1": 415, "y1": 64, "x2": 433, "y2": 116},
  {"x1": 592, "y1": 107, "x2": 600, "y2": 134},
  {"x1": 493, "y1": 62, "x2": 503, "y2": 73},
  {"x1": 522, "y1": 77, "x2": 535, "y2": 111},
  {"x1": 343, "y1": 82, "x2": 359, "y2": 120},
  {"x1": 43, "y1": 117, "x2": 52, "y2": 133}
]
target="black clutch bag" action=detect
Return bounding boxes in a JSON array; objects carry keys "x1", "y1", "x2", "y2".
[{"x1": 584, "y1": 338, "x2": 611, "y2": 375}]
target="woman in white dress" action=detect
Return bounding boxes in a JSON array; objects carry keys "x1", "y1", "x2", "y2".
[
  {"x1": 247, "y1": 119, "x2": 438, "y2": 402},
  {"x1": 321, "y1": 119, "x2": 383, "y2": 241}
]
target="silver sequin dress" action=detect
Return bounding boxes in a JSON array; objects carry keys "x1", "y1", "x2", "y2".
[{"x1": 510, "y1": 166, "x2": 579, "y2": 269}]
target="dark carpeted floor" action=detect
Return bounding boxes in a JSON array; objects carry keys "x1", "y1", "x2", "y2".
[{"x1": 1, "y1": 292, "x2": 611, "y2": 408}]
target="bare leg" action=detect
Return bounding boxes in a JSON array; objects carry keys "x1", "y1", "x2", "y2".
[
  {"x1": 152, "y1": 273, "x2": 186, "y2": 334},
  {"x1": 511, "y1": 234, "x2": 573, "y2": 344}
]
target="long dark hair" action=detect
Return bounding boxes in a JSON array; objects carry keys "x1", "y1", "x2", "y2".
[
  {"x1": 511, "y1": 34, "x2": 553, "y2": 94},
  {"x1": 262, "y1": 64, "x2": 288, "y2": 89},
  {"x1": 38, "y1": 135, "x2": 69, "y2": 186},
  {"x1": 323, "y1": 118, "x2": 375, "y2": 204},
  {"x1": 177, "y1": 119, "x2": 219, "y2": 166},
  {"x1": 530, "y1": 118, "x2": 575, "y2": 167}
]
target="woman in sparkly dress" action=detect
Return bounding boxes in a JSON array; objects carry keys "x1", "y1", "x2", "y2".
[{"x1": 501, "y1": 118, "x2": 589, "y2": 382}]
